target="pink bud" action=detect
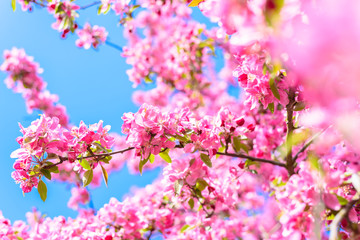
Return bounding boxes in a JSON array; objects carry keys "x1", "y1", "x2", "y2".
[
  {"x1": 247, "y1": 124, "x2": 255, "y2": 132},
  {"x1": 235, "y1": 117, "x2": 245, "y2": 126}
]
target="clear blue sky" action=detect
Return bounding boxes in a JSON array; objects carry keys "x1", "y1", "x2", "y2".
[{"x1": 0, "y1": 1, "x2": 162, "y2": 222}]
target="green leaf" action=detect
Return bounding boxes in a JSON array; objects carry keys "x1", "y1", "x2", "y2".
[
  {"x1": 327, "y1": 213, "x2": 335, "y2": 221},
  {"x1": 100, "y1": 164, "x2": 108, "y2": 187},
  {"x1": 93, "y1": 142, "x2": 107, "y2": 152},
  {"x1": 188, "y1": 0, "x2": 202, "y2": 7},
  {"x1": 148, "y1": 154, "x2": 155, "y2": 163},
  {"x1": 144, "y1": 75, "x2": 153, "y2": 83},
  {"x1": 48, "y1": 165, "x2": 59, "y2": 173},
  {"x1": 80, "y1": 159, "x2": 91, "y2": 170},
  {"x1": 268, "y1": 102, "x2": 275, "y2": 113},
  {"x1": 100, "y1": 155, "x2": 112, "y2": 164},
  {"x1": 82, "y1": 169, "x2": 93, "y2": 187},
  {"x1": 11, "y1": 0, "x2": 16, "y2": 11},
  {"x1": 40, "y1": 169, "x2": 51, "y2": 180},
  {"x1": 159, "y1": 150, "x2": 172, "y2": 163},
  {"x1": 139, "y1": 158, "x2": 148, "y2": 175},
  {"x1": 232, "y1": 137, "x2": 249, "y2": 154},
  {"x1": 174, "y1": 179, "x2": 184, "y2": 195},
  {"x1": 200, "y1": 153, "x2": 212, "y2": 168},
  {"x1": 294, "y1": 102, "x2": 306, "y2": 111},
  {"x1": 269, "y1": 78, "x2": 281, "y2": 100},
  {"x1": 336, "y1": 195, "x2": 348, "y2": 206},
  {"x1": 180, "y1": 224, "x2": 190, "y2": 233},
  {"x1": 196, "y1": 178, "x2": 208, "y2": 192},
  {"x1": 232, "y1": 136, "x2": 241, "y2": 153},
  {"x1": 104, "y1": 4, "x2": 111, "y2": 14},
  {"x1": 97, "y1": 4, "x2": 102, "y2": 15},
  {"x1": 175, "y1": 134, "x2": 188, "y2": 143},
  {"x1": 188, "y1": 198, "x2": 194, "y2": 209},
  {"x1": 37, "y1": 180, "x2": 47, "y2": 202}
]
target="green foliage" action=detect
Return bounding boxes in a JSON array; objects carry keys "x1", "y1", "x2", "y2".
[
  {"x1": 200, "y1": 153, "x2": 212, "y2": 168},
  {"x1": 37, "y1": 180, "x2": 47, "y2": 202}
]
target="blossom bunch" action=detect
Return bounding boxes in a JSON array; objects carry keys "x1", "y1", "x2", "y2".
[
  {"x1": 10, "y1": 115, "x2": 114, "y2": 194},
  {"x1": 1, "y1": 48, "x2": 69, "y2": 125},
  {"x1": 47, "y1": 0, "x2": 80, "y2": 38},
  {"x1": 76, "y1": 23, "x2": 108, "y2": 49}
]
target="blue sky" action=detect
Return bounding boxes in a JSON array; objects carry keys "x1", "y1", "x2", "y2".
[{"x1": 0, "y1": 0, "x2": 161, "y2": 222}]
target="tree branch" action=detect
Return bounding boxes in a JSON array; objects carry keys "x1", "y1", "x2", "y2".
[
  {"x1": 329, "y1": 193, "x2": 360, "y2": 240},
  {"x1": 293, "y1": 129, "x2": 326, "y2": 162},
  {"x1": 43, "y1": 147, "x2": 134, "y2": 169},
  {"x1": 216, "y1": 152, "x2": 286, "y2": 168},
  {"x1": 79, "y1": 1, "x2": 102, "y2": 10},
  {"x1": 105, "y1": 40, "x2": 123, "y2": 52}
]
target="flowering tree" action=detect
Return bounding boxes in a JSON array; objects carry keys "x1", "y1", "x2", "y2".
[{"x1": 1, "y1": 0, "x2": 360, "y2": 239}]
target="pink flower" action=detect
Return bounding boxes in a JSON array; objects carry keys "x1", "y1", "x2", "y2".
[{"x1": 76, "y1": 23, "x2": 108, "y2": 49}]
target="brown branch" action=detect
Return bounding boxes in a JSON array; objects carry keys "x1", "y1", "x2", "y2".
[
  {"x1": 329, "y1": 193, "x2": 360, "y2": 240},
  {"x1": 293, "y1": 129, "x2": 326, "y2": 162},
  {"x1": 79, "y1": 1, "x2": 102, "y2": 10},
  {"x1": 43, "y1": 147, "x2": 134, "y2": 169},
  {"x1": 216, "y1": 152, "x2": 286, "y2": 168}
]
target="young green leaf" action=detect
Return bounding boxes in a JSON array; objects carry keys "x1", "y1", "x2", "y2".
[
  {"x1": 200, "y1": 153, "x2": 212, "y2": 168},
  {"x1": 100, "y1": 164, "x2": 109, "y2": 187},
  {"x1": 268, "y1": 102, "x2": 275, "y2": 113},
  {"x1": 336, "y1": 195, "x2": 348, "y2": 206},
  {"x1": 40, "y1": 169, "x2": 51, "y2": 180},
  {"x1": 82, "y1": 169, "x2": 93, "y2": 187},
  {"x1": 149, "y1": 154, "x2": 155, "y2": 163},
  {"x1": 11, "y1": 0, "x2": 16, "y2": 11},
  {"x1": 269, "y1": 78, "x2": 281, "y2": 100},
  {"x1": 196, "y1": 178, "x2": 208, "y2": 192},
  {"x1": 48, "y1": 165, "x2": 59, "y2": 173},
  {"x1": 80, "y1": 159, "x2": 91, "y2": 170},
  {"x1": 37, "y1": 180, "x2": 47, "y2": 202},
  {"x1": 232, "y1": 136, "x2": 242, "y2": 153},
  {"x1": 97, "y1": 4, "x2": 103, "y2": 15},
  {"x1": 180, "y1": 224, "x2": 190, "y2": 233},
  {"x1": 139, "y1": 158, "x2": 148, "y2": 175},
  {"x1": 159, "y1": 150, "x2": 172, "y2": 163},
  {"x1": 188, "y1": 198, "x2": 194, "y2": 209}
]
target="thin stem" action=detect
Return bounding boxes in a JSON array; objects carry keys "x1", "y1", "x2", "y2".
[
  {"x1": 293, "y1": 129, "x2": 327, "y2": 162},
  {"x1": 146, "y1": 229, "x2": 154, "y2": 240},
  {"x1": 216, "y1": 152, "x2": 286, "y2": 168},
  {"x1": 79, "y1": 1, "x2": 102, "y2": 10},
  {"x1": 43, "y1": 147, "x2": 134, "y2": 169},
  {"x1": 32, "y1": 1, "x2": 46, "y2": 7},
  {"x1": 329, "y1": 193, "x2": 360, "y2": 240},
  {"x1": 105, "y1": 40, "x2": 123, "y2": 52}
]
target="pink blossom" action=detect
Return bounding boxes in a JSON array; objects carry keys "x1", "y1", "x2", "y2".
[{"x1": 76, "y1": 23, "x2": 108, "y2": 49}]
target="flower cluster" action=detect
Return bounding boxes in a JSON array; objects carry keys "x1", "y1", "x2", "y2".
[
  {"x1": 122, "y1": 104, "x2": 250, "y2": 163},
  {"x1": 47, "y1": 0, "x2": 79, "y2": 38},
  {"x1": 10, "y1": 115, "x2": 114, "y2": 194},
  {"x1": 233, "y1": 54, "x2": 289, "y2": 110},
  {"x1": 76, "y1": 23, "x2": 108, "y2": 50},
  {"x1": 1, "y1": 48, "x2": 69, "y2": 126}
]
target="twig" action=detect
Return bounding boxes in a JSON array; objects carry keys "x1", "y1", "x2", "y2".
[
  {"x1": 215, "y1": 152, "x2": 286, "y2": 168},
  {"x1": 329, "y1": 193, "x2": 360, "y2": 240},
  {"x1": 293, "y1": 129, "x2": 327, "y2": 162},
  {"x1": 79, "y1": 1, "x2": 102, "y2": 10},
  {"x1": 43, "y1": 147, "x2": 134, "y2": 169},
  {"x1": 105, "y1": 40, "x2": 123, "y2": 52}
]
